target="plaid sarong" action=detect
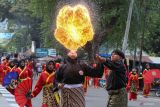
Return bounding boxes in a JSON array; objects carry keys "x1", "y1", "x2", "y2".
[{"x1": 60, "y1": 87, "x2": 85, "y2": 107}]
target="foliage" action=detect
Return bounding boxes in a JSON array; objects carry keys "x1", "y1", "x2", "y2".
[{"x1": 0, "y1": 0, "x2": 160, "y2": 60}]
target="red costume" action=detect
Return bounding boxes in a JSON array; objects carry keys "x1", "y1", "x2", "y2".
[
  {"x1": 7, "y1": 66, "x2": 17, "y2": 73},
  {"x1": 100, "y1": 67, "x2": 109, "y2": 87},
  {"x1": 83, "y1": 76, "x2": 90, "y2": 95},
  {"x1": 4, "y1": 66, "x2": 17, "y2": 95},
  {"x1": 15, "y1": 67, "x2": 32, "y2": 80},
  {"x1": 143, "y1": 69, "x2": 152, "y2": 97},
  {"x1": 55, "y1": 63, "x2": 60, "y2": 70},
  {"x1": 27, "y1": 62, "x2": 34, "y2": 70},
  {"x1": 0, "y1": 65, "x2": 3, "y2": 84},
  {"x1": 31, "y1": 71, "x2": 58, "y2": 107},
  {"x1": 93, "y1": 64, "x2": 99, "y2": 88},
  {"x1": 14, "y1": 66, "x2": 33, "y2": 107},
  {"x1": 42, "y1": 64, "x2": 46, "y2": 72},
  {"x1": 93, "y1": 78, "x2": 99, "y2": 88},
  {"x1": 127, "y1": 72, "x2": 139, "y2": 100},
  {"x1": 0, "y1": 64, "x2": 11, "y2": 85},
  {"x1": 32, "y1": 71, "x2": 54, "y2": 97}
]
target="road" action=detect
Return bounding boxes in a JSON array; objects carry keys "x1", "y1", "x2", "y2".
[
  {"x1": 31, "y1": 78, "x2": 160, "y2": 107},
  {"x1": 0, "y1": 78, "x2": 160, "y2": 107}
]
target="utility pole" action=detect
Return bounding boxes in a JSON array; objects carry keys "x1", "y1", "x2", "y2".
[{"x1": 122, "y1": 0, "x2": 135, "y2": 53}]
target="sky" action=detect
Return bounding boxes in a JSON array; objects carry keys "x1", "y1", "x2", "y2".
[
  {"x1": 0, "y1": 33, "x2": 13, "y2": 39},
  {"x1": 0, "y1": 19, "x2": 8, "y2": 31}
]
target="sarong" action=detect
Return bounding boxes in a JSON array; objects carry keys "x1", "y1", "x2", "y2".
[
  {"x1": 43, "y1": 85, "x2": 59, "y2": 107},
  {"x1": 107, "y1": 88, "x2": 128, "y2": 107},
  {"x1": 60, "y1": 87, "x2": 85, "y2": 107}
]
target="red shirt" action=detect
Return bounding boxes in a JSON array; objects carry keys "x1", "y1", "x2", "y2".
[
  {"x1": 31, "y1": 71, "x2": 55, "y2": 97},
  {"x1": 15, "y1": 67, "x2": 32, "y2": 80}
]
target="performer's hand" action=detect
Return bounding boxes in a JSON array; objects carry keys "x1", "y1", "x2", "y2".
[
  {"x1": 26, "y1": 91, "x2": 33, "y2": 99},
  {"x1": 96, "y1": 54, "x2": 106, "y2": 63},
  {"x1": 58, "y1": 83, "x2": 65, "y2": 89}
]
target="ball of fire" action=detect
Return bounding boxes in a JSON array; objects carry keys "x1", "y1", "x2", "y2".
[{"x1": 54, "y1": 4, "x2": 94, "y2": 50}]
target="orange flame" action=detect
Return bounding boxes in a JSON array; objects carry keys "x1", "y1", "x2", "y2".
[{"x1": 54, "y1": 5, "x2": 94, "y2": 50}]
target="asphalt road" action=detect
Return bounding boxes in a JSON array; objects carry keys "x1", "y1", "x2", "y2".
[
  {"x1": 0, "y1": 78, "x2": 160, "y2": 107},
  {"x1": 31, "y1": 78, "x2": 160, "y2": 107}
]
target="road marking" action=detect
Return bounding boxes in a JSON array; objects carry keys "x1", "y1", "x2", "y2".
[
  {"x1": 6, "y1": 98, "x2": 16, "y2": 102},
  {"x1": 9, "y1": 104, "x2": 19, "y2": 107},
  {"x1": 0, "y1": 85, "x2": 19, "y2": 107},
  {"x1": 0, "y1": 90, "x2": 10, "y2": 94},
  {"x1": 2, "y1": 93, "x2": 14, "y2": 98},
  {"x1": 143, "y1": 103, "x2": 154, "y2": 106}
]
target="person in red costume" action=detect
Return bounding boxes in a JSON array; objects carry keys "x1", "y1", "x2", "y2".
[
  {"x1": 4, "y1": 61, "x2": 18, "y2": 95},
  {"x1": 26, "y1": 58, "x2": 34, "y2": 74},
  {"x1": 0, "y1": 64, "x2": 3, "y2": 84},
  {"x1": 143, "y1": 63, "x2": 152, "y2": 97},
  {"x1": 15, "y1": 59, "x2": 32, "y2": 81},
  {"x1": 93, "y1": 63, "x2": 99, "y2": 88},
  {"x1": 30, "y1": 60, "x2": 59, "y2": 107},
  {"x1": 127, "y1": 70, "x2": 139, "y2": 101},
  {"x1": 42, "y1": 64, "x2": 46, "y2": 72},
  {"x1": 83, "y1": 76, "x2": 90, "y2": 95},
  {"x1": 7, "y1": 61, "x2": 17, "y2": 72},
  {"x1": 0, "y1": 57, "x2": 11, "y2": 85},
  {"x1": 55, "y1": 63, "x2": 60, "y2": 70},
  {"x1": 14, "y1": 59, "x2": 33, "y2": 107}
]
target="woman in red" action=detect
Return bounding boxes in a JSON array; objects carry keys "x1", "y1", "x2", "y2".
[
  {"x1": 93, "y1": 64, "x2": 99, "y2": 88},
  {"x1": 143, "y1": 64, "x2": 152, "y2": 97},
  {"x1": 0, "y1": 57, "x2": 11, "y2": 85},
  {"x1": 15, "y1": 59, "x2": 32, "y2": 107},
  {"x1": 0, "y1": 65, "x2": 3, "y2": 84},
  {"x1": 127, "y1": 71, "x2": 139, "y2": 101},
  {"x1": 31, "y1": 60, "x2": 59, "y2": 107},
  {"x1": 7, "y1": 61, "x2": 17, "y2": 72},
  {"x1": 15, "y1": 59, "x2": 32, "y2": 81},
  {"x1": 4, "y1": 61, "x2": 17, "y2": 95}
]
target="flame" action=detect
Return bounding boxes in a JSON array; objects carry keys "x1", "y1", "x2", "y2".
[{"x1": 54, "y1": 5, "x2": 94, "y2": 50}]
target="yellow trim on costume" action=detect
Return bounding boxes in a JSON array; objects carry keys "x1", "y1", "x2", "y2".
[
  {"x1": 46, "y1": 72, "x2": 55, "y2": 84},
  {"x1": 20, "y1": 77, "x2": 31, "y2": 82},
  {"x1": 44, "y1": 71, "x2": 50, "y2": 76},
  {"x1": 9, "y1": 67, "x2": 15, "y2": 72},
  {"x1": 44, "y1": 83, "x2": 53, "y2": 87},
  {"x1": 54, "y1": 92, "x2": 60, "y2": 105},
  {"x1": 18, "y1": 67, "x2": 26, "y2": 77}
]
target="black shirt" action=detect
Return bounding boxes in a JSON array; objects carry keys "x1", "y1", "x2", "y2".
[
  {"x1": 55, "y1": 57, "x2": 104, "y2": 84},
  {"x1": 103, "y1": 59, "x2": 127, "y2": 91}
]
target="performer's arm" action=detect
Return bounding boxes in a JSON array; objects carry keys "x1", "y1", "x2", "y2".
[
  {"x1": 83, "y1": 63, "x2": 104, "y2": 78},
  {"x1": 31, "y1": 74, "x2": 45, "y2": 97},
  {"x1": 102, "y1": 59, "x2": 123, "y2": 71},
  {"x1": 55, "y1": 65, "x2": 64, "y2": 83}
]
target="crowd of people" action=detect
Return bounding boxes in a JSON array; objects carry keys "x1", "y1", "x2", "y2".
[{"x1": 0, "y1": 50, "x2": 159, "y2": 107}]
